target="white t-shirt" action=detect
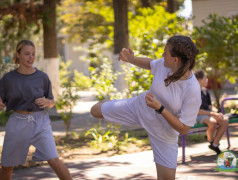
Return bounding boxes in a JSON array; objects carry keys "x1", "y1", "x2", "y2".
[{"x1": 134, "y1": 58, "x2": 201, "y2": 144}]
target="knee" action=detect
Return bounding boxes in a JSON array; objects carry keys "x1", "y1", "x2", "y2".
[
  {"x1": 90, "y1": 100, "x2": 109, "y2": 118},
  {"x1": 221, "y1": 117, "x2": 229, "y2": 127},
  {"x1": 47, "y1": 157, "x2": 60, "y2": 166},
  {"x1": 90, "y1": 103, "x2": 99, "y2": 118},
  {"x1": 208, "y1": 122, "x2": 217, "y2": 130}
]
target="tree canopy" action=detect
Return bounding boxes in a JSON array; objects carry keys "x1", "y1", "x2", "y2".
[{"x1": 193, "y1": 14, "x2": 238, "y2": 107}]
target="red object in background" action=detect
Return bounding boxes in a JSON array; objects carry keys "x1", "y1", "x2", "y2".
[
  {"x1": 197, "y1": 38, "x2": 207, "y2": 48},
  {"x1": 207, "y1": 77, "x2": 221, "y2": 89}
]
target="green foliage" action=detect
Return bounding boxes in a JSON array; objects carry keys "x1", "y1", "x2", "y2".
[
  {"x1": 59, "y1": 2, "x2": 190, "y2": 101},
  {"x1": 58, "y1": 0, "x2": 113, "y2": 43},
  {"x1": 90, "y1": 58, "x2": 118, "y2": 100},
  {"x1": 124, "y1": 66, "x2": 153, "y2": 96},
  {"x1": 193, "y1": 14, "x2": 238, "y2": 77},
  {"x1": 85, "y1": 127, "x2": 112, "y2": 152},
  {"x1": 0, "y1": 111, "x2": 13, "y2": 126},
  {"x1": 87, "y1": 41, "x2": 131, "y2": 100},
  {"x1": 0, "y1": 1, "x2": 43, "y2": 65},
  {"x1": 178, "y1": 133, "x2": 206, "y2": 146},
  {"x1": 129, "y1": 6, "x2": 188, "y2": 58},
  {"x1": 193, "y1": 14, "x2": 238, "y2": 107},
  {"x1": 125, "y1": 6, "x2": 188, "y2": 94},
  {"x1": 59, "y1": 1, "x2": 186, "y2": 45},
  {"x1": 85, "y1": 123, "x2": 138, "y2": 153},
  {"x1": 185, "y1": 133, "x2": 206, "y2": 143},
  {"x1": 223, "y1": 100, "x2": 238, "y2": 115},
  {"x1": 73, "y1": 70, "x2": 92, "y2": 90},
  {"x1": 0, "y1": 58, "x2": 17, "y2": 79},
  {"x1": 59, "y1": 2, "x2": 190, "y2": 99},
  {"x1": 56, "y1": 60, "x2": 80, "y2": 135},
  {"x1": 128, "y1": 0, "x2": 185, "y2": 12},
  {"x1": 88, "y1": 5, "x2": 189, "y2": 99},
  {"x1": 0, "y1": 59, "x2": 16, "y2": 126}
]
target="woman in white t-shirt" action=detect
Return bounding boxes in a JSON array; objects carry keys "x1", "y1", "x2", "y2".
[{"x1": 90, "y1": 35, "x2": 201, "y2": 179}]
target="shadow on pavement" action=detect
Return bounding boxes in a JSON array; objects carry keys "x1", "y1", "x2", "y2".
[
  {"x1": 13, "y1": 160, "x2": 156, "y2": 180},
  {"x1": 177, "y1": 147, "x2": 238, "y2": 179}
]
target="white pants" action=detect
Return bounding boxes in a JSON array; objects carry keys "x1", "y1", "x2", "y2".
[{"x1": 101, "y1": 98, "x2": 178, "y2": 169}]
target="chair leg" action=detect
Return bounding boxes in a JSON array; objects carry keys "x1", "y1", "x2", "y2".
[
  {"x1": 182, "y1": 134, "x2": 186, "y2": 164},
  {"x1": 226, "y1": 128, "x2": 230, "y2": 149}
]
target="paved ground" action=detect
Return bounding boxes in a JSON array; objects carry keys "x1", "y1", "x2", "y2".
[
  {"x1": 9, "y1": 137, "x2": 238, "y2": 180},
  {"x1": 1, "y1": 91, "x2": 238, "y2": 180}
]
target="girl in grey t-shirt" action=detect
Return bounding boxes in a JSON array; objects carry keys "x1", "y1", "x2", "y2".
[{"x1": 0, "y1": 40, "x2": 72, "y2": 179}]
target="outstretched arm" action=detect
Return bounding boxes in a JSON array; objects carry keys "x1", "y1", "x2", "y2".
[
  {"x1": 145, "y1": 92, "x2": 191, "y2": 134},
  {"x1": 119, "y1": 48, "x2": 152, "y2": 70}
]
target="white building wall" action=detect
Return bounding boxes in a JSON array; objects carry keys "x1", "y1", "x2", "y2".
[
  {"x1": 64, "y1": 41, "x2": 90, "y2": 77},
  {"x1": 192, "y1": 0, "x2": 238, "y2": 27}
]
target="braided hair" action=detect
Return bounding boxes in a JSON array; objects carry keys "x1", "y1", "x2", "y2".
[{"x1": 164, "y1": 36, "x2": 199, "y2": 86}]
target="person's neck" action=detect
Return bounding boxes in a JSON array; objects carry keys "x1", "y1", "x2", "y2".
[
  {"x1": 17, "y1": 66, "x2": 36, "y2": 75},
  {"x1": 179, "y1": 70, "x2": 192, "y2": 80}
]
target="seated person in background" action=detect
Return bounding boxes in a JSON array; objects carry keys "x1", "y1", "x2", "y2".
[{"x1": 194, "y1": 70, "x2": 228, "y2": 155}]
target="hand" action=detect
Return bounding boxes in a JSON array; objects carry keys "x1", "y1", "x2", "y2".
[
  {"x1": 211, "y1": 112, "x2": 223, "y2": 123},
  {"x1": 145, "y1": 92, "x2": 161, "y2": 110},
  {"x1": 217, "y1": 112, "x2": 224, "y2": 122},
  {"x1": 118, "y1": 48, "x2": 134, "y2": 63},
  {"x1": 35, "y1": 98, "x2": 50, "y2": 108},
  {"x1": 0, "y1": 98, "x2": 5, "y2": 111}
]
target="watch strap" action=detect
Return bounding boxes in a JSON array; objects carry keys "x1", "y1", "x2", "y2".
[{"x1": 155, "y1": 105, "x2": 164, "y2": 114}]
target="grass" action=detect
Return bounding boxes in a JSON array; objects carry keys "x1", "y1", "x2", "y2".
[{"x1": 178, "y1": 133, "x2": 207, "y2": 146}]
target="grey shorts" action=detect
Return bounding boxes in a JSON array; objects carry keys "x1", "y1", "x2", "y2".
[
  {"x1": 1, "y1": 111, "x2": 58, "y2": 167},
  {"x1": 196, "y1": 115, "x2": 209, "y2": 124}
]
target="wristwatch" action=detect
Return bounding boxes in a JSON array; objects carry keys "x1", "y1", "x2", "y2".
[{"x1": 155, "y1": 105, "x2": 164, "y2": 114}]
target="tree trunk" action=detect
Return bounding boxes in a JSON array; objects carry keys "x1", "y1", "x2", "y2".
[
  {"x1": 167, "y1": 0, "x2": 175, "y2": 13},
  {"x1": 43, "y1": 0, "x2": 59, "y2": 99},
  {"x1": 209, "y1": 75, "x2": 222, "y2": 111},
  {"x1": 141, "y1": 0, "x2": 151, "y2": 8},
  {"x1": 113, "y1": 0, "x2": 129, "y2": 92}
]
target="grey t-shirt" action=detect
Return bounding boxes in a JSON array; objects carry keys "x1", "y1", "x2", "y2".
[{"x1": 0, "y1": 69, "x2": 54, "y2": 112}]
